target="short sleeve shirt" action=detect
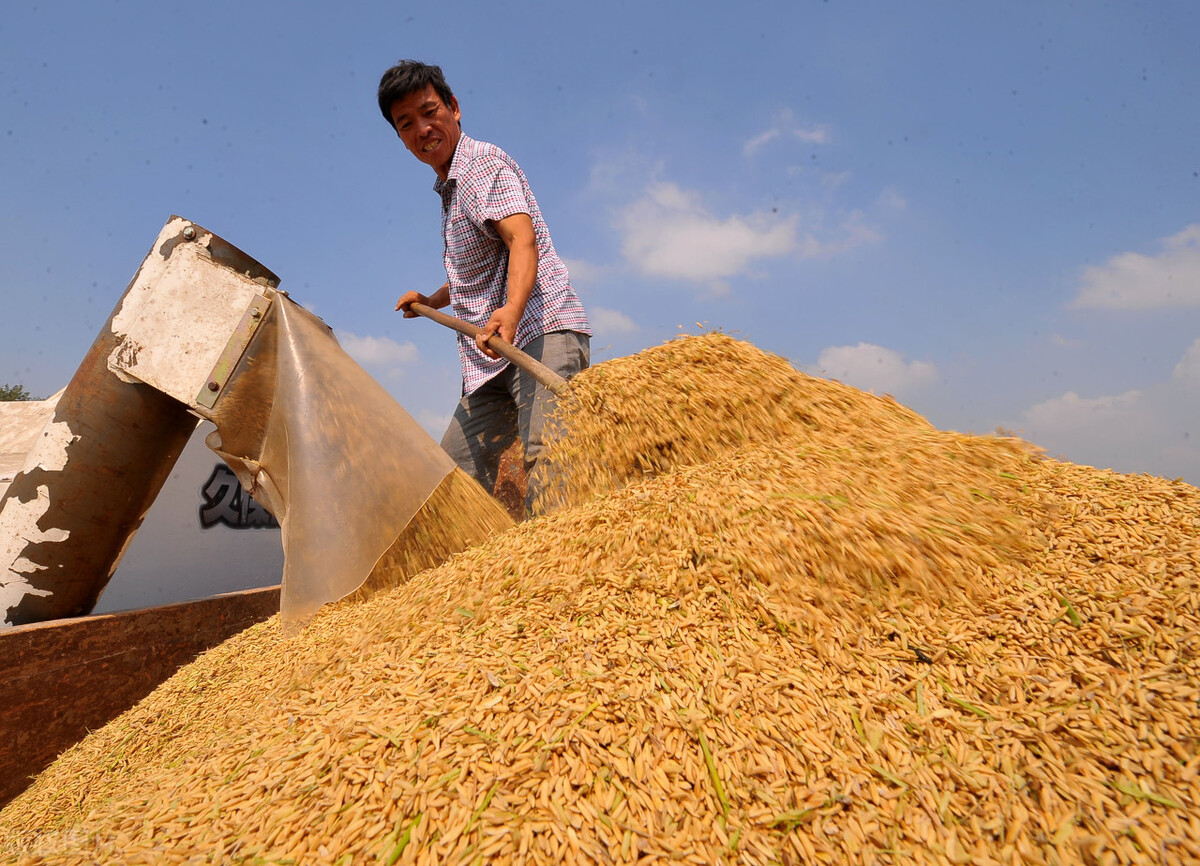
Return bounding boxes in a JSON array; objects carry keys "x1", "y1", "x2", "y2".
[{"x1": 434, "y1": 133, "x2": 591, "y2": 394}]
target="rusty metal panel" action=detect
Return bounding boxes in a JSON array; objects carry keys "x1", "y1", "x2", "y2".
[
  {"x1": 0, "y1": 586, "x2": 280, "y2": 808},
  {"x1": 0, "y1": 219, "x2": 281, "y2": 626}
]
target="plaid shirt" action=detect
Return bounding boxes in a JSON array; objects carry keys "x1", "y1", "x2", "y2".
[{"x1": 435, "y1": 134, "x2": 590, "y2": 394}]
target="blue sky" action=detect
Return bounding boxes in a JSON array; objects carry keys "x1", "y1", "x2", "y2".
[{"x1": 3, "y1": 0, "x2": 1198, "y2": 484}]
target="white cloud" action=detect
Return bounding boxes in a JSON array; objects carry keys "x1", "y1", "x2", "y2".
[
  {"x1": 1172, "y1": 337, "x2": 1200, "y2": 385},
  {"x1": 876, "y1": 187, "x2": 907, "y2": 211},
  {"x1": 815, "y1": 343, "x2": 937, "y2": 397},
  {"x1": 590, "y1": 306, "x2": 638, "y2": 336},
  {"x1": 1072, "y1": 224, "x2": 1200, "y2": 310},
  {"x1": 585, "y1": 149, "x2": 661, "y2": 197},
  {"x1": 560, "y1": 256, "x2": 606, "y2": 290},
  {"x1": 743, "y1": 109, "x2": 829, "y2": 157},
  {"x1": 1050, "y1": 333, "x2": 1085, "y2": 348},
  {"x1": 1015, "y1": 338, "x2": 1200, "y2": 482},
  {"x1": 415, "y1": 409, "x2": 452, "y2": 439},
  {"x1": 796, "y1": 212, "x2": 882, "y2": 259},
  {"x1": 743, "y1": 128, "x2": 780, "y2": 156},
  {"x1": 617, "y1": 182, "x2": 799, "y2": 284},
  {"x1": 821, "y1": 170, "x2": 853, "y2": 190},
  {"x1": 1023, "y1": 389, "x2": 1144, "y2": 431},
  {"x1": 337, "y1": 332, "x2": 419, "y2": 367}
]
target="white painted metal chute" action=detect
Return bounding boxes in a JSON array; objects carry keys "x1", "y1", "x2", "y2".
[
  {"x1": 0, "y1": 217, "x2": 509, "y2": 630},
  {"x1": 1, "y1": 404, "x2": 284, "y2": 615}
]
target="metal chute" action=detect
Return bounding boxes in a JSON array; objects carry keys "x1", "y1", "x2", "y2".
[{"x1": 1, "y1": 217, "x2": 510, "y2": 629}]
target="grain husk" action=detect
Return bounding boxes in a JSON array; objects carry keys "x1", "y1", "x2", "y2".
[{"x1": 2, "y1": 333, "x2": 1197, "y2": 865}]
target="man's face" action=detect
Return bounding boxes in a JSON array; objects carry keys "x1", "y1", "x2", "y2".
[{"x1": 389, "y1": 85, "x2": 462, "y2": 180}]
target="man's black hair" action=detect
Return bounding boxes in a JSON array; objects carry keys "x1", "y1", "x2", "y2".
[{"x1": 377, "y1": 60, "x2": 455, "y2": 125}]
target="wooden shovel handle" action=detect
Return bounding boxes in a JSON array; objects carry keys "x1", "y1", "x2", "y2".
[{"x1": 409, "y1": 303, "x2": 567, "y2": 394}]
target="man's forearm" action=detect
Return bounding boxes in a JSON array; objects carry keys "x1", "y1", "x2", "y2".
[
  {"x1": 428, "y1": 282, "x2": 451, "y2": 308},
  {"x1": 505, "y1": 239, "x2": 537, "y2": 317},
  {"x1": 475, "y1": 213, "x2": 539, "y2": 355}
]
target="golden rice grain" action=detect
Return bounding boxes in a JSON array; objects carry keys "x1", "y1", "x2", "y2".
[{"x1": 2, "y1": 333, "x2": 1198, "y2": 864}]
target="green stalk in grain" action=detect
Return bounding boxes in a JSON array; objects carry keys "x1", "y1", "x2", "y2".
[
  {"x1": 1113, "y1": 780, "x2": 1182, "y2": 809},
  {"x1": 431, "y1": 769, "x2": 461, "y2": 790},
  {"x1": 937, "y1": 679, "x2": 992, "y2": 719},
  {"x1": 367, "y1": 727, "x2": 405, "y2": 749},
  {"x1": 697, "y1": 729, "x2": 730, "y2": 820},
  {"x1": 463, "y1": 784, "x2": 499, "y2": 838},
  {"x1": 768, "y1": 808, "x2": 817, "y2": 832},
  {"x1": 380, "y1": 812, "x2": 421, "y2": 865},
  {"x1": 463, "y1": 726, "x2": 497, "y2": 744},
  {"x1": 943, "y1": 693, "x2": 992, "y2": 719},
  {"x1": 868, "y1": 764, "x2": 909, "y2": 789},
  {"x1": 1053, "y1": 592, "x2": 1083, "y2": 627},
  {"x1": 546, "y1": 700, "x2": 601, "y2": 747},
  {"x1": 851, "y1": 709, "x2": 866, "y2": 744}
]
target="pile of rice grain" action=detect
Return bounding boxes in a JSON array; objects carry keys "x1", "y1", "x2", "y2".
[{"x1": 2, "y1": 334, "x2": 1198, "y2": 865}]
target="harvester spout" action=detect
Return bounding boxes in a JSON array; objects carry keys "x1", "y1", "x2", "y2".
[{"x1": 1, "y1": 217, "x2": 510, "y2": 629}]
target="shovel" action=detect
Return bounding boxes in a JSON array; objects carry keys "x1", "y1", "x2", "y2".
[{"x1": 408, "y1": 302, "x2": 568, "y2": 394}]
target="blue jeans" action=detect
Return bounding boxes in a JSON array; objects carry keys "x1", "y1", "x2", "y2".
[{"x1": 440, "y1": 331, "x2": 590, "y2": 514}]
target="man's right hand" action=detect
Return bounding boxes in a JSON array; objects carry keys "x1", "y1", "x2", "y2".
[
  {"x1": 395, "y1": 290, "x2": 428, "y2": 318},
  {"x1": 396, "y1": 283, "x2": 451, "y2": 317}
]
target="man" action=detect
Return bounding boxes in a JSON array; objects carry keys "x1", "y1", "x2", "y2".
[{"x1": 380, "y1": 60, "x2": 591, "y2": 516}]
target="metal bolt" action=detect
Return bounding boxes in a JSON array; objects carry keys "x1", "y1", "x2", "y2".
[
  {"x1": 251, "y1": 308, "x2": 262, "y2": 319},
  {"x1": 207, "y1": 381, "x2": 219, "y2": 392},
  {"x1": 183, "y1": 226, "x2": 196, "y2": 240}
]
